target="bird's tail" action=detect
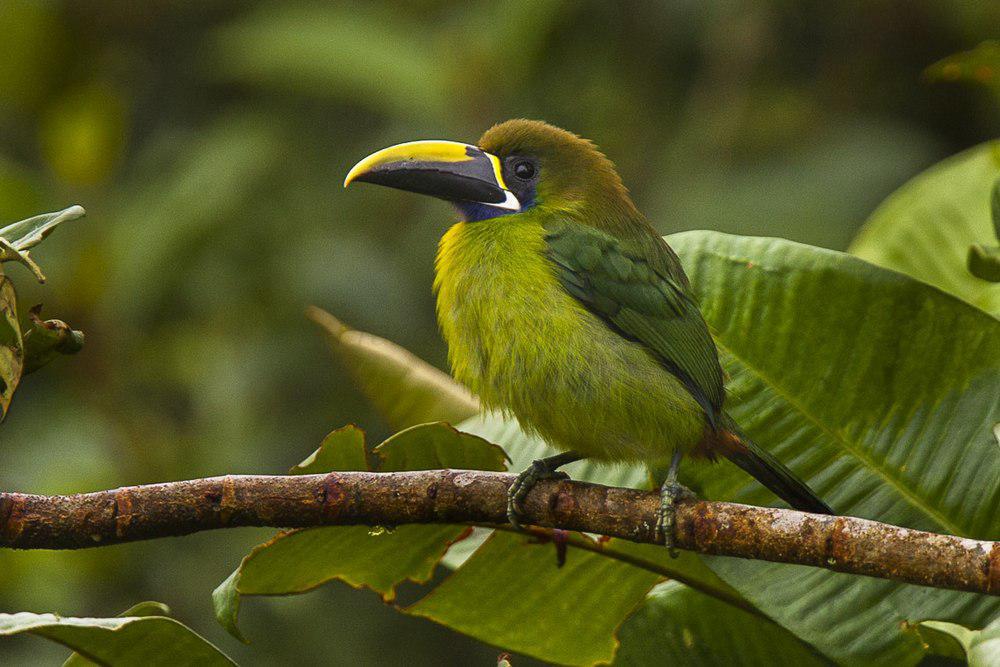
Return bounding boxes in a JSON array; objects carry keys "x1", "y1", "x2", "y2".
[{"x1": 717, "y1": 415, "x2": 834, "y2": 515}]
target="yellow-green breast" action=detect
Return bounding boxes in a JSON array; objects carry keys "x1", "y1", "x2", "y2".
[{"x1": 433, "y1": 216, "x2": 706, "y2": 464}]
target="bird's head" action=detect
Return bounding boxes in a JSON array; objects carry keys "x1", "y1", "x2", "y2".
[{"x1": 344, "y1": 119, "x2": 635, "y2": 222}]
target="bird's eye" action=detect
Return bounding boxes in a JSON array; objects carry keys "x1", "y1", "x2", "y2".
[{"x1": 513, "y1": 161, "x2": 536, "y2": 180}]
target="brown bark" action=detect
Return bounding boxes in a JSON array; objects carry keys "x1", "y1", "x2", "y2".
[{"x1": 1, "y1": 470, "x2": 996, "y2": 595}]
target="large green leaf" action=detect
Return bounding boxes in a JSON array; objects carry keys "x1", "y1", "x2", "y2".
[
  {"x1": 407, "y1": 530, "x2": 661, "y2": 666},
  {"x1": 411, "y1": 520, "x2": 822, "y2": 666},
  {"x1": 0, "y1": 604, "x2": 232, "y2": 666},
  {"x1": 849, "y1": 141, "x2": 1000, "y2": 315},
  {"x1": 214, "y1": 422, "x2": 505, "y2": 642},
  {"x1": 667, "y1": 231, "x2": 999, "y2": 665},
  {"x1": 214, "y1": 523, "x2": 469, "y2": 642},
  {"x1": 918, "y1": 616, "x2": 1000, "y2": 667},
  {"x1": 673, "y1": 232, "x2": 999, "y2": 531},
  {"x1": 308, "y1": 306, "x2": 480, "y2": 429},
  {"x1": 613, "y1": 581, "x2": 830, "y2": 666},
  {"x1": 415, "y1": 440, "x2": 812, "y2": 667},
  {"x1": 62, "y1": 602, "x2": 180, "y2": 667}
]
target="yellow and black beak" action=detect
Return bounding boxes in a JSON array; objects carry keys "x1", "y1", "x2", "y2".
[{"x1": 344, "y1": 140, "x2": 520, "y2": 211}]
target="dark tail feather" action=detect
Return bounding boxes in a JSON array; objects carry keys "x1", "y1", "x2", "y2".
[{"x1": 720, "y1": 417, "x2": 834, "y2": 515}]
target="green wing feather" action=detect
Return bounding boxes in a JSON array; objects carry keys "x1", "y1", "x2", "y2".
[
  {"x1": 544, "y1": 220, "x2": 833, "y2": 514},
  {"x1": 545, "y1": 220, "x2": 725, "y2": 425}
]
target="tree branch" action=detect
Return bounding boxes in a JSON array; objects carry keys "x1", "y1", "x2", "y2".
[{"x1": 1, "y1": 470, "x2": 996, "y2": 595}]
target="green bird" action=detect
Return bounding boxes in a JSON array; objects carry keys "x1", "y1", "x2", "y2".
[{"x1": 345, "y1": 119, "x2": 833, "y2": 550}]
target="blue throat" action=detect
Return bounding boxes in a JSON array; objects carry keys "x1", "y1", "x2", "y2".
[
  {"x1": 453, "y1": 201, "x2": 516, "y2": 222},
  {"x1": 454, "y1": 186, "x2": 537, "y2": 222}
]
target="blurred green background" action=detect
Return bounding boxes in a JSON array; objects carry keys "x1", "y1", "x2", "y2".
[{"x1": 0, "y1": 1, "x2": 996, "y2": 664}]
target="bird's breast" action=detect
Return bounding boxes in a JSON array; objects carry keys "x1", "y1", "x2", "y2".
[
  {"x1": 434, "y1": 219, "x2": 576, "y2": 399},
  {"x1": 433, "y1": 218, "x2": 705, "y2": 462}
]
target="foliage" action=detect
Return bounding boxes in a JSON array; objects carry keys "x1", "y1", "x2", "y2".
[
  {"x1": 406, "y1": 531, "x2": 662, "y2": 666},
  {"x1": 4, "y1": 108, "x2": 1000, "y2": 667},
  {"x1": 0, "y1": 206, "x2": 84, "y2": 417},
  {"x1": 307, "y1": 307, "x2": 479, "y2": 429},
  {"x1": 0, "y1": 205, "x2": 84, "y2": 283},
  {"x1": 850, "y1": 142, "x2": 1000, "y2": 314},
  {"x1": 214, "y1": 422, "x2": 507, "y2": 643},
  {"x1": 0, "y1": 603, "x2": 232, "y2": 666},
  {"x1": 457, "y1": 231, "x2": 999, "y2": 663},
  {"x1": 966, "y1": 177, "x2": 1000, "y2": 282},
  {"x1": 0, "y1": 275, "x2": 22, "y2": 416},
  {"x1": 1, "y1": 2, "x2": 999, "y2": 665},
  {"x1": 917, "y1": 617, "x2": 1000, "y2": 667},
  {"x1": 214, "y1": 413, "x2": 758, "y2": 665},
  {"x1": 613, "y1": 582, "x2": 829, "y2": 666},
  {"x1": 21, "y1": 305, "x2": 84, "y2": 375}
]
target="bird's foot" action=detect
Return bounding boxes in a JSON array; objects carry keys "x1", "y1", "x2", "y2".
[
  {"x1": 655, "y1": 481, "x2": 695, "y2": 558},
  {"x1": 507, "y1": 457, "x2": 573, "y2": 530}
]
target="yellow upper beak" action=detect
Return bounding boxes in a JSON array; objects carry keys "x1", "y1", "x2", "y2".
[{"x1": 344, "y1": 139, "x2": 519, "y2": 210}]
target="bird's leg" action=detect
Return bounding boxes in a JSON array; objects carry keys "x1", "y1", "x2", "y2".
[
  {"x1": 507, "y1": 451, "x2": 582, "y2": 530},
  {"x1": 656, "y1": 450, "x2": 694, "y2": 557}
]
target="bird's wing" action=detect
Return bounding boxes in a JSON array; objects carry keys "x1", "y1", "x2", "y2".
[{"x1": 546, "y1": 221, "x2": 725, "y2": 424}]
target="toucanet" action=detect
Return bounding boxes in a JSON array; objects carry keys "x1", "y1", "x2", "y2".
[{"x1": 345, "y1": 120, "x2": 833, "y2": 551}]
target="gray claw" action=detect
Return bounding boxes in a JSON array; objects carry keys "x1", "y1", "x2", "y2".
[
  {"x1": 657, "y1": 481, "x2": 694, "y2": 558},
  {"x1": 507, "y1": 459, "x2": 571, "y2": 529}
]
